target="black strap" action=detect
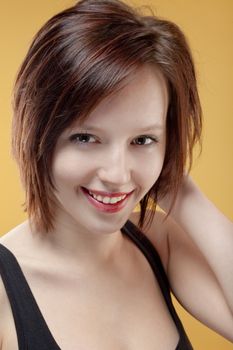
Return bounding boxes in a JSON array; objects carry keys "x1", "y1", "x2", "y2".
[
  {"x1": 122, "y1": 220, "x2": 193, "y2": 349},
  {"x1": 0, "y1": 243, "x2": 60, "y2": 350}
]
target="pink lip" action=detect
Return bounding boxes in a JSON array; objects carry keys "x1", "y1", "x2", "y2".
[
  {"x1": 81, "y1": 187, "x2": 134, "y2": 198},
  {"x1": 81, "y1": 187, "x2": 133, "y2": 213}
]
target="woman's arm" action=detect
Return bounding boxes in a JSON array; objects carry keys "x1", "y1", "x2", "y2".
[{"x1": 158, "y1": 175, "x2": 233, "y2": 340}]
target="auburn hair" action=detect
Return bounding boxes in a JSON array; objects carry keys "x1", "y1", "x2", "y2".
[{"x1": 12, "y1": 0, "x2": 202, "y2": 233}]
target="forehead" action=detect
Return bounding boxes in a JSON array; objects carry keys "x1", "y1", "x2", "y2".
[{"x1": 70, "y1": 64, "x2": 168, "y2": 132}]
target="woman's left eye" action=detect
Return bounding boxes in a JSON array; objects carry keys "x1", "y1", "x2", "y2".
[
  {"x1": 69, "y1": 133, "x2": 97, "y2": 144},
  {"x1": 132, "y1": 136, "x2": 158, "y2": 146}
]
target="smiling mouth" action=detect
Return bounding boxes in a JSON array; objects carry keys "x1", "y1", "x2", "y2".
[
  {"x1": 81, "y1": 187, "x2": 131, "y2": 204},
  {"x1": 80, "y1": 187, "x2": 134, "y2": 213},
  {"x1": 90, "y1": 193, "x2": 126, "y2": 204}
]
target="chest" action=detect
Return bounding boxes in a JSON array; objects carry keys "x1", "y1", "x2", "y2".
[{"x1": 3, "y1": 249, "x2": 179, "y2": 350}]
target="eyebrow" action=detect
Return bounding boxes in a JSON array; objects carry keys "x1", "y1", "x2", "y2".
[{"x1": 74, "y1": 123, "x2": 164, "y2": 133}]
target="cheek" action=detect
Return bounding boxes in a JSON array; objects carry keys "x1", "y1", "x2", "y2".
[
  {"x1": 52, "y1": 149, "x2": 89, "y2": 187},
  {"x1": 136, "y1": 153, "x2": 165, "y2": 191},
  {"x1": 144, "y1": 161, "x2": 163, "y2": 184}
]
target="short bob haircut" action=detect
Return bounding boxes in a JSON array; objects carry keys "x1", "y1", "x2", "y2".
[{"x1": 12, "y1": 0, "x2": 202, "y2": 233}]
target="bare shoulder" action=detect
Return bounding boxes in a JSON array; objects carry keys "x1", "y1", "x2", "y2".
[
  {"x1": 0, "y1": 221, "x2": 31, "y2": 253},
  {"x1": 129, "y1": 210, "x2": 169, "y2": 273}
]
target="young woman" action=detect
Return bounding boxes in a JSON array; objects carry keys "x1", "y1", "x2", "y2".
[{"x1": 0, "y1": 0, "x2": 232, "y2": 349}]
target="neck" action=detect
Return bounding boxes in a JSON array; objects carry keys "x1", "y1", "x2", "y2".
[{"x1": 29, "y1": 214, "x2": 126, "y2": 271}]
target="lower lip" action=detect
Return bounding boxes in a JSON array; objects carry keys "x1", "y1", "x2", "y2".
[{"x1": 81, "y1": 187, "x2": 133, "y2": 213}]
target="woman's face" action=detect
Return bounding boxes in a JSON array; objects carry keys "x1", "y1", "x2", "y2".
[{"x1": 51, "y1": 65, "x2": 168, "y2": 235}]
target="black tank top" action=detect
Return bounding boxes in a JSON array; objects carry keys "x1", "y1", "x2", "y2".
[{"x1": 0, "y1": 220, "x2": 193, "y2": 349}]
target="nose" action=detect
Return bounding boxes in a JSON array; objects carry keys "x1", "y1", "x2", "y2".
[{"x1": 97, "y1": 146, "x2": 131, "y2": 187}]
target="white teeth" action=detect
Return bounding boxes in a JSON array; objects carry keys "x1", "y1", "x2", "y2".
[
  {"x1": 88, "y1": 191, "x2": 127, "y2": 204},
  {"x1": 103, "y1": 197, "x2": 111, "y2": 204}
]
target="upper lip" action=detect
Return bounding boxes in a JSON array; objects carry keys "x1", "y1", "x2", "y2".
[{"x1": 82, "y1": 187, "x2": 134, "y2": 198}]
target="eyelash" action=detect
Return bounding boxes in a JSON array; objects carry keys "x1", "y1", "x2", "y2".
[{"x1": 69, "y1": 133, "x2": 158, "y2": 146}]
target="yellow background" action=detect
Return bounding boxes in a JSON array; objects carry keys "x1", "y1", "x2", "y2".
[{"x1": 0, "y1": 0, "x2": 232, "y2": 349}]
